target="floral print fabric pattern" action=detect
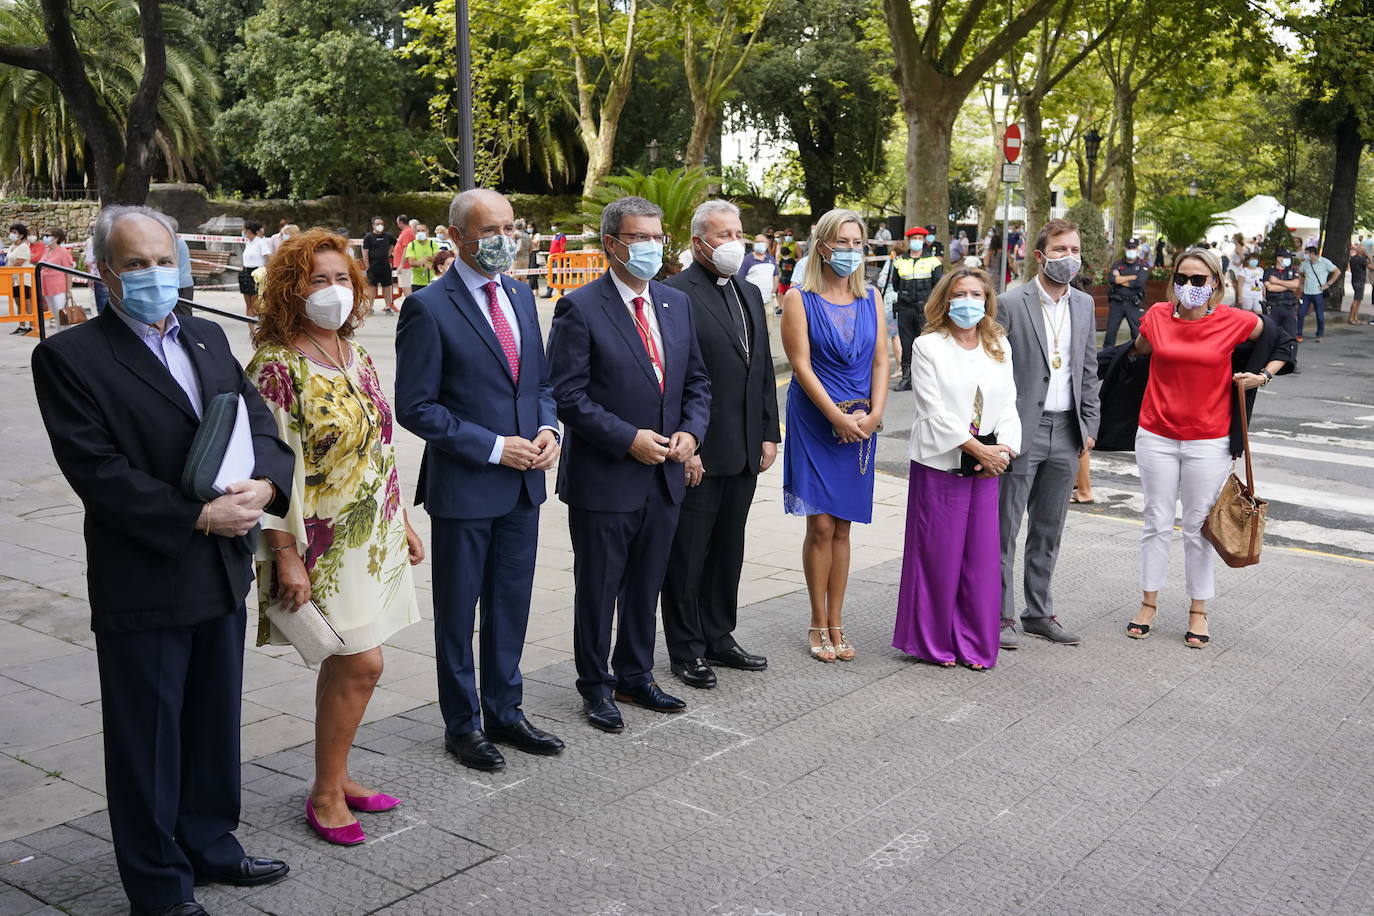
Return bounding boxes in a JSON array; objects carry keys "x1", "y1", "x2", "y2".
[{"x1": 247, "y1": 341, "x2": 419, "y2": 654}]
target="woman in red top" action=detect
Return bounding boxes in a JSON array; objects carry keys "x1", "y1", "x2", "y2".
[{"x1": 1125, "y1": 247, "x2": 1286, "y2": 648}]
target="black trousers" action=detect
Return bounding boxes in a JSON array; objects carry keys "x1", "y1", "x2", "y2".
[
  {"x1": 568, "y1": 484, "x2": 680, "y2": 701},
  {"x1": 1270, "y1": 304, "x2": 1299, "y2": 348},
  {"x1": 96, "y1": 607, "x2": 247, "y2": 909},
  {"x1": 1103, "y1": 296, "x2": 1142, "y2": 348},
  {"x1": 896, "y1": 304, "x2": 923, "y2": 376},
  {"x1": 661, "y1": 471, "x2": 758, "y2": 662}
]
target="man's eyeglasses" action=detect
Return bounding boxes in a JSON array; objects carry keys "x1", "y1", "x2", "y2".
[
  {"x1": 1172, "y1": 273, "x2": 1212, "y2": 288},
  {"x1": 613, "y1": 233, "x2": 671, "y2": 246}
]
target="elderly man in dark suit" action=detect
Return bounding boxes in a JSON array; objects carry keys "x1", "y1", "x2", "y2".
[
  {"x1": 660, "y1": 200, "x2": 780, "y2": 689},
  {"x1": 546, "y1": 196, "x2": 712, "y2": 732},
  {"x1": 996, "y1": 218, "x2": 1102, "y2": 649},
  {"x1": 31, "y1": 206, "x2": 295, "y2": 916},
  {"x1": 395, "y1": 188, "x2": 565, "y2": 771}
]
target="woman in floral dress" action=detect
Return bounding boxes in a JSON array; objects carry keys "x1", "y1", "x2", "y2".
[{"x1": 248, "y1": 229, "x2": 423, "y2": 846}]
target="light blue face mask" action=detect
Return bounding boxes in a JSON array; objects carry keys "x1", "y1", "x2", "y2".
[
  {"x1": 948, "y1": 296, "x2": 986, "y2": 329},
  {"x1": 116, "y1": 266, "x2": 181, "y2": 324},
  {"x1": 827, "y1": 248, "x2": 863, "y2": 277},
  {"x1": 618, "y1": 239, "x2": 664, "y2": 281}
]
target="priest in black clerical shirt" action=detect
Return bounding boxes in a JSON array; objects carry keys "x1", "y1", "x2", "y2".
[{"x1": 661, "y1": 200, "x2": 781, "y2": 688}]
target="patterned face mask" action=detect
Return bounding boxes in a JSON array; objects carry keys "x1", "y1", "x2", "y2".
[{"x1": 1173, "y1": 282, "x2": 1214, "y2": 310}]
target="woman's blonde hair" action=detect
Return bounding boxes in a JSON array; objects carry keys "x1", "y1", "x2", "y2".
[
  {"x1": 1169, "y1": 246, "x2": 1227, "y2": 310},
  {"x1": 800, "y1": 208, "x2": 868, "y2": 300},
  {"x1": 923, "y1": 267, "x2": 1007, "y2": 361}
]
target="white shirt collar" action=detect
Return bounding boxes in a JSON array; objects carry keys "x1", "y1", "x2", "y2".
[
  {"x1": 453, "y1": 254, "x2": 500, "y2": 295},
  {"x1": 1034, "y1": 275, "x2": 1069, "y2": 310},
  {"x1": 609, "y1": 269, "x2": 650, "y2": 305}
]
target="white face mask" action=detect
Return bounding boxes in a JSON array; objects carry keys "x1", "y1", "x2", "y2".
[
  {"x1": 304, "y1": 284, "x2": 354, "y2": 330},
  {"x1": 6, "y1": 233, "x2": 16, "y2": 242},
  {"x1": 415, "y1": 232, "x2": 428, "y2": 242},
  {"x1": 374, "y1": 224, "x2": 384, "y2": 233},
  {"x1": 42, "y1": 236, "x2": 54, "y2": 244},
  {"x1": 703, "y1": 239, "x2": 745, "y2": 275}
]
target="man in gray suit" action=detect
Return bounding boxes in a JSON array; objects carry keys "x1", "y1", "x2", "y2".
[{"x1": 996, "y1": 218, "x2": 1101, "y2": 648}]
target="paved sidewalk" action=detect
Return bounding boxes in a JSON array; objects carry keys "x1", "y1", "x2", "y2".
[{"x1": 3, "y1": 294, "x2": 1374, "y2": 914}]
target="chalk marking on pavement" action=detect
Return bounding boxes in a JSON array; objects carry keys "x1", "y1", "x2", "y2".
[
  {"x1": 941, "y1": 703, "x2": 978, "y2": 724},
  {"x1": 1238, "y1": 441, "x2": 1374, "y2": 469},
  {"x1": 367, "y1": 816, "x2": 427, "y2": 845},
  {"x1": 702, "y1": 736, "x2": 758, "y2": 760},
  {"x1": 670, "y1": 798, "x2": 719, "y2": 817},
  {"x1": 1251, "y1": 429, "x2": 1374, "y2": 452}
]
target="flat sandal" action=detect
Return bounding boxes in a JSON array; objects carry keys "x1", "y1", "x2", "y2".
[
  {"x1": 808, "y1": 627, "x2": 836, "y2": 663},
  {"x1": 1126, "y1": 600, "x2": 1157, "y2": 640}
]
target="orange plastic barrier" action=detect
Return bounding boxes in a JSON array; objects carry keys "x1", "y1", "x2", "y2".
[
  {"x1": 0, "y1": 267, "x2": 49, "y2": 337},
  {"x1": 547, "y1": 250, "x2": 608, "y2": 295}
]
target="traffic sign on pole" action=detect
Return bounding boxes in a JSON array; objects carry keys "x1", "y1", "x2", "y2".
[
  {"x1": 1001, "y1": 162, "x2": 1021, "y2": 183},
  {"x1": 1003, "y1": 124, "x2": 1022, "y2": 163}
]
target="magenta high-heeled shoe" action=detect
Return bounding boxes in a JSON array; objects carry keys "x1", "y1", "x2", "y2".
[
  {"x1": 344, "y1": 792, "x2": 403, "y2": 813},
  {"x1": 305, "y1": 798, "x2": 366, "y2": 846}
]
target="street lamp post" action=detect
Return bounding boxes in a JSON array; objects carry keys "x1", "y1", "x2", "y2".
[
  {"x1": 454, "y1": 0, "x2": 475, "y2": 190},
  {"x1": 1083, "y1": 127, "x2": 1102, "y2": 203}
]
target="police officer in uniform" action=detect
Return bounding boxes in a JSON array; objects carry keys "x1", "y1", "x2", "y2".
[
  {"x1": 1263, "y1": 248, "x2": 1302, "y2": 372},
  {"x1": 892, "y1": 228, "x2": 944, "y2": 391},
  {"x1": 1104, "y1": 238, "x2": 1147, "y2": 347}
]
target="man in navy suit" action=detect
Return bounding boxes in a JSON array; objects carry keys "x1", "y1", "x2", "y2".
[
  {"x1": 395, "y1": 189, "x2": 565, "y2": 770},
  {"x1": 547, "y1": 196, "x2": 712, "y2": 732}
]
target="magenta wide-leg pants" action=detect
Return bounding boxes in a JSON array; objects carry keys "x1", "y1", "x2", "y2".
[{"x1": 893, "y1": 461, "x2": 1002, "y2": 668}]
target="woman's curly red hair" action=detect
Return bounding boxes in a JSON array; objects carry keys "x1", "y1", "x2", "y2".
[{"x1": 251, "y1": 228, "x2": 370, "y2": 348}]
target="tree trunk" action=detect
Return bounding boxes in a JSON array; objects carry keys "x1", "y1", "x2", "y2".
[
  {"x1": 900, "y1": 91, "x2": 960, "y2": 234},
  {"x1": 978, "y1": 163, "x2": 1001, "y2": 241},
  {"x1": 1109, "y1": 90, "x2": 1136, "y2": 261},
  {"x1": 684, "y1": 105, "x2": 716, "y2": 169},
  {"x1": 1320, "y1": 107, "x2": 1364, "y2": 314},
  {"x1": 1021, "y1": 92, "x2": 1050, "y2": 283}
]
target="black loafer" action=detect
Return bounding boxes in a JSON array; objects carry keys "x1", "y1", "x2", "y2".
[
  {"x1": 705, "y1": 646, "x2": 768, "y2": 671},
  {"x1": 195, "y1": 855, "x2": 288, "y2": 887},
  {"x1": 445, "y1": 729, "x2": 506, "y2": 770},
  {"x1": 614, "y1": 682, "x2": 687, "y2": 713},
  {"x1": 671, "y1": 657, "x2": 717, "y2": 689},
  {"x1": 131, "y1": 904, "x2": 209, "y2": 916},
  {"x1": 486, "y1": 718, "x2": 565, "y2": 755},
  {"x1": 582, "y1": 697, "x2": 625, "y2": 733}
]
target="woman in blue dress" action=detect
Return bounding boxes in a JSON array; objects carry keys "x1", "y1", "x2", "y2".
[{"x1": 781, "y1": 209, "x2": 888, "y2": 662}]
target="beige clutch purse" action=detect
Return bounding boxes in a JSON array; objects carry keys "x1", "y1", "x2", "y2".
[{"x1": 265, "y1": 598, "x2": 346, "y2": 666}]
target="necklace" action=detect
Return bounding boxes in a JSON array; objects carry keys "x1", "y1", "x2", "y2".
[{"x1": 1040, "y1": 295, "x2": 1068, "y2": 369}]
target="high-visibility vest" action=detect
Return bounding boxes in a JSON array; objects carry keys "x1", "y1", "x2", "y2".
[
  {"x1": 913, "y1": 255, "x2": 942, "y2": 279},
  {"x1": 893, "y1": 256, "x2": 919, "y2": 280}
]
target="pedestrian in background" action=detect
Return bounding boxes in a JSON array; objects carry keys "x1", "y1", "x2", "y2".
[
  {"x1": 1347, "y1": 243, "x2": 1367, "y2": 326},
  {"x1": 404, "y1": 223, "x2": 440, "y2": 288},
  {"x1": 240, "y1": 219, "x2": 272, "y2": 316},
  {"x1": 1232, "y1": 252, "x2": 1265, "y2": 315},
  {"x1": 83, "y1": 220, "x2": 110, "y2": 314},
  {"x1": 894, "y1": 267, "x2": 1019, "y2": 670},
  {"x1": 1263, "y1": 249, "x2": 1302, "y2": 370},
  {"x1": 392, "y1": 215, "x2": 416, "y2": 301},
  {"x1": 781, "y1": 208, "x2": 887, "y2": 663},
  {"x1": 1104, "y1": 238, "x2": 1147, "y2": 347},
  {"x1": 38, "y1": 227, "x2": 76, "y2": 320},
  {"x1": 891, "y1": 227, "x2": 943, "y2": 392},
  {"x1": 1120, "y1": 247, "x2": 1292, "y2": 648},
  {"x1": 362, "y1": 216, "x2": 398, "y2": 314},
  {"x1": 738, "y1": 232, "x2": 779, "y2": 308},
  {"x1": 1298, "y1": 245, "x2": 1340, "y2": 342},
  {"x1": 248, "y1": 228, "x2": 423, "y2": 845},
  {"x1": 7, "y1": 222, "x2": 34, "y2": 334}
]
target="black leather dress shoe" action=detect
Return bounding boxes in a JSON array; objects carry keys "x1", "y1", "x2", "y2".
[
  {"x1": 706, "y1": 646, "x2": 768, "y2": 671},
  {"x1": 614, "y1": 682, "x2": 687, "y2": 712},
  {"x1": 195, "y1": 855, "x2": 288, "y2": 887},
  {"x1": 671, "y1": 657, "x2": 717, "y2": 689},
  {"x1": 445, "y1": 729, "x2": 506, "y2": 770},
  {"x1": 130, "y1": 903, "x2": 209, "y2": 916},
  {"x1": 583, "y1": 697, "x2": 625, "y2": 733},
  {"x1": 487, "y1": 718, "x2": 565, "y2": 755}
]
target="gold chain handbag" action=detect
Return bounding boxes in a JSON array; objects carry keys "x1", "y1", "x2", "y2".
[{"x1": 1201, "y1": 382, "x2": 1267, "y2": 568}]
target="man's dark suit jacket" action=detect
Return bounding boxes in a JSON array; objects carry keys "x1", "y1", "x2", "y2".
[
  {"x1": 663, "y1": 261, "x2": 780, "y2": 477},
  {"x1": 394, "y1": 267, "x2": 557, "y2": 519},
  {"x1": 547, "y1": 271, "x2": 711, "y2": 511},
  {"x1": 31, "y1": 309, "x2": 293, "y2": 633}
]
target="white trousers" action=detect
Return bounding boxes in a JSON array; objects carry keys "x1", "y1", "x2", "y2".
[{"x1": 1135, "y1": 428, "x2": 1232, "y2": 600}]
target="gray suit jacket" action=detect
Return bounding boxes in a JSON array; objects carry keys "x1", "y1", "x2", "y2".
[{"x1": 997, "y1": 279, "x2": 1101, "y2": 451}]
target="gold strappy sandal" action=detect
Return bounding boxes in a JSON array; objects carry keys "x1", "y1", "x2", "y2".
[
  {"x1": 808, "y1": 627, "x2": 836, "y2": 662},
  {"x1": 832, "y1": 627, "x2": 855, "y2": 661}
]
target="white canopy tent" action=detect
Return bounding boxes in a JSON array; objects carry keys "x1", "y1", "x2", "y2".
[{"x1": 1205, "y1": 195, "x2": 1321, "y2": 245}]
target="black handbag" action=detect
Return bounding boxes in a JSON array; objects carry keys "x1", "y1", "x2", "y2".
[
  {"x1": 181, "y1": 392, "x2": 258, "y2": 555},
  {"x1": 958, "y1": 433, "x2": 998, "y2": 477}
]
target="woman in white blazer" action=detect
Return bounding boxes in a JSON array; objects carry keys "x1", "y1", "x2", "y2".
[{"x1": 893, "y1": 267, "x2": 1021, "y2": 669}]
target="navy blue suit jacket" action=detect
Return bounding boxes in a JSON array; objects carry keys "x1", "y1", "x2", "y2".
[
  {"x1": 395, "y1": 267, "x2": 558, "y2": 520},
  {"x1": 547, "y1": 271, "x2": 712, "y2": 512}
]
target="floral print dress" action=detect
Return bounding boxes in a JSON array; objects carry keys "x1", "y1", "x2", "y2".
[{"x1": 248, "y1": 341, "x2": 419, "y2": 654}]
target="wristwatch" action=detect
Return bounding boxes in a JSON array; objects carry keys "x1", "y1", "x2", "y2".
[{"x1": 1259, "y1": 369, "x2": 1273, "y2": 385}]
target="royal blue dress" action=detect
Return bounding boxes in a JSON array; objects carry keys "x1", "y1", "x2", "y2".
[{"x1": 783, "y1": 288, "x2": 878, "y2": 523}]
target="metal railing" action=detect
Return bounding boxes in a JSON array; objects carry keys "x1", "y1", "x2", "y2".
[{"x1": 25, "y1": 261, "x2": 256, "y2": 342}]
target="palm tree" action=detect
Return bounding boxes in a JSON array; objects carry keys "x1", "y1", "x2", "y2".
[
  {"x1": 0, "y1": 0, "x2": 220, "y2": 191},
  {"x1": 571, "y1": 166, "x2": 723, "y2": 269},
  {"x1": 1138, "y1": 195, "x2": 1228, "y2": 266}
]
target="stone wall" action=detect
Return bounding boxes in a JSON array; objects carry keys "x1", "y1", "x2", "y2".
[{"x1": 0, "y1": 200, "x2": 101, "y2": 245}]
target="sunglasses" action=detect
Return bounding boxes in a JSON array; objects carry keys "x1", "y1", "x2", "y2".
[{"x1": 1172, "y1": 273, "x2": 1212, "y2": 288}]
